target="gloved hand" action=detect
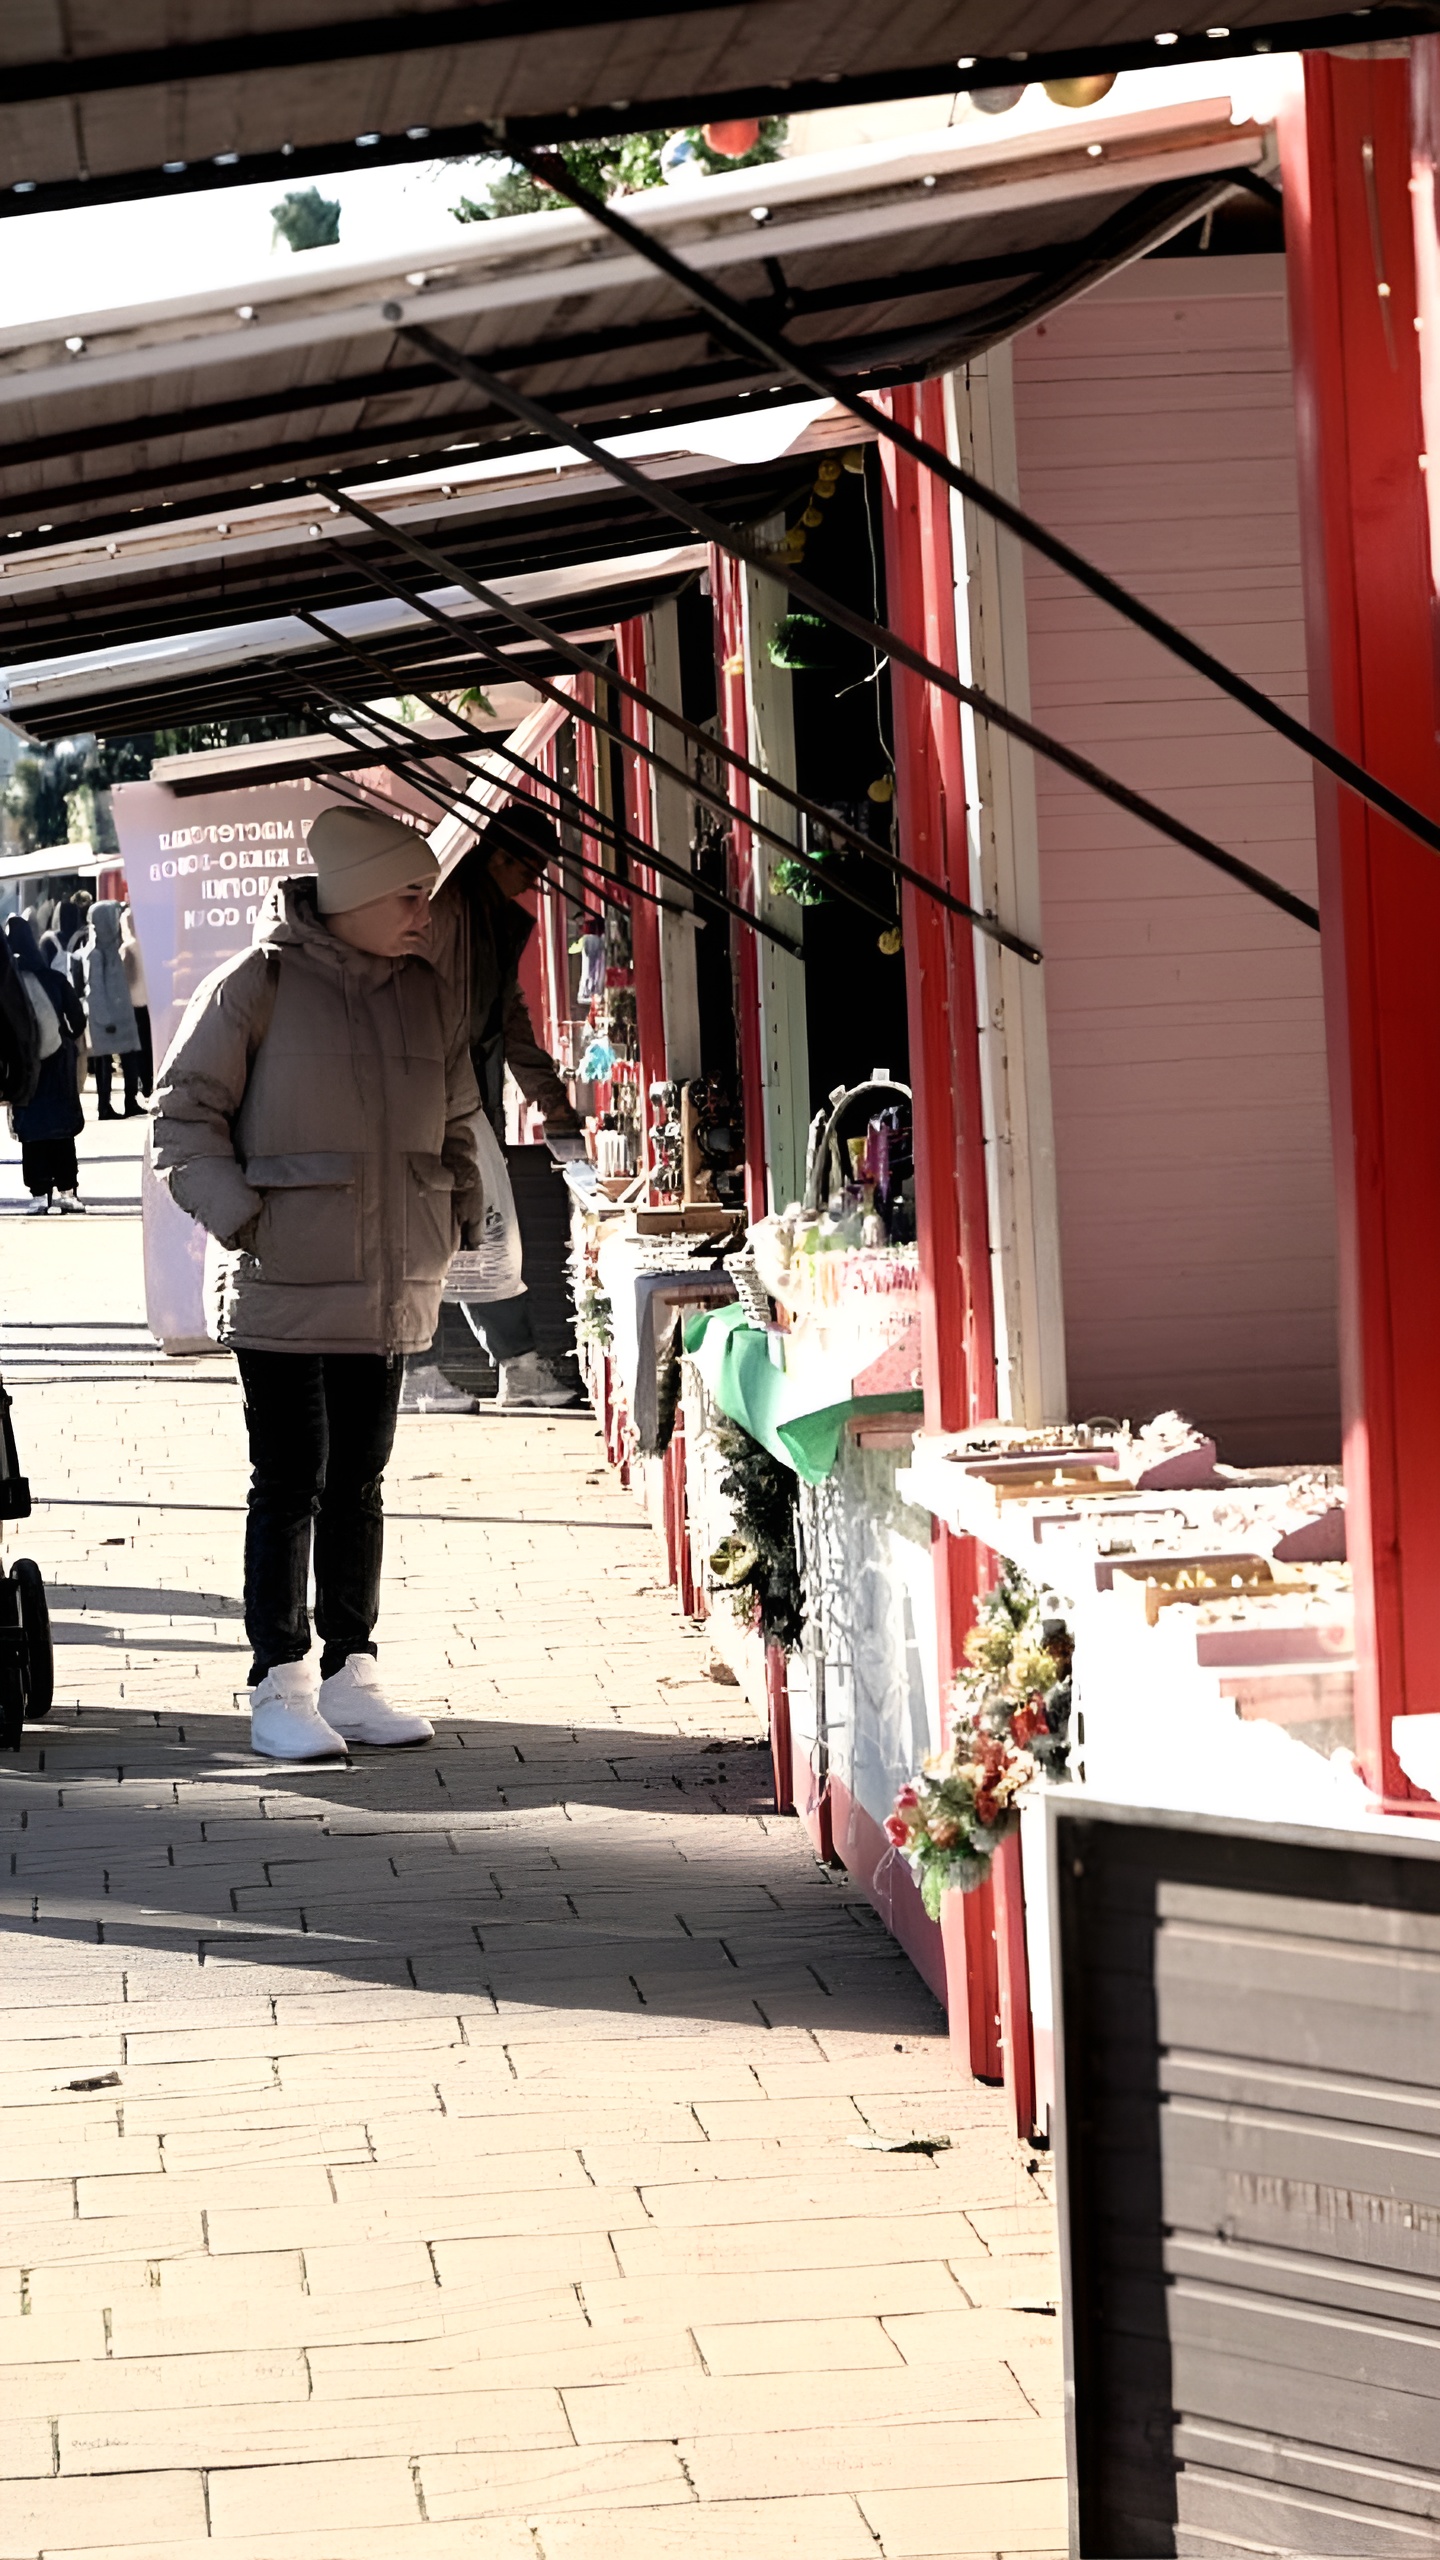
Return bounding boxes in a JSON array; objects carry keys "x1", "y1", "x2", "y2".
[{"x1": 545, "y1": 1132, "x2": 589, "y2": 1164}]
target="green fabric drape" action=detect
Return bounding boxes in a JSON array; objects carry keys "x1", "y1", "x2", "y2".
[{"x1": 683, "y1": 1302, "x2": 921, "y2": 1484}]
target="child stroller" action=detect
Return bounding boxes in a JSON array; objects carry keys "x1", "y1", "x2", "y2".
[{"x1": 0, "y1": 1374, "x2": 52, "y2": 1748}]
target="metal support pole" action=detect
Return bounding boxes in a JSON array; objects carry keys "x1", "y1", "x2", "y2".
[
  {"x1": 313, "y1": 506, "x2": 907, "y2": 941},
  {"x1": 298, "y1": 675, "x2": 796, "y2": 953},
  {"x1": 512, "y1": 141, "x2": 1440, "y2": 875},
  {"x1": 317, "y1": 472, "x2": 1041, "y2": 958},
  {"x1": 381, "y1": 333, "x2": 1320, "y2": 935}
]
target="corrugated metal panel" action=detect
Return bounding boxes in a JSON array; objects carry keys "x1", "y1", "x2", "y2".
[
  {"x1": 0, "y1": 6, "x2": 1398, "y2": 196},
  {"x1": 1053, "y1": 1800, "x2": 1440, "y2": 2558},
  {"x1": 1011, "y1": 256, "x2": 1339, "y2": 1465}
]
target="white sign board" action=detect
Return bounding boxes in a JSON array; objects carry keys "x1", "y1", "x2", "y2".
[{"x1": 113, "y1": 771, "x2": 423, "y2": 1349}]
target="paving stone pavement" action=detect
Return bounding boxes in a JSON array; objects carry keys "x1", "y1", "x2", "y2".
[{"x1": 0, "y1": 1103, "x2": 1064, "y2": 2558}]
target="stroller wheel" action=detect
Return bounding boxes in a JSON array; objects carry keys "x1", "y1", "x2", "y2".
[
  {"x1": 0, "y1": 1573, "x2": 24, "y2": 1749},
  {"x1": 10, "y1": 1560, "x2": 51, "y2": 1721}
]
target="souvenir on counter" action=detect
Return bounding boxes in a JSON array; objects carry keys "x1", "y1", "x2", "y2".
[
  {"x1": 649, "y1": 1079, "x2": 684, "y2": 1203},
  {"x1": 684, "y1": 1076, "x2": 745, "y2": 1209},
  {"x1": 747, "y1": 1074, "x2": 921, "y2": 1352}
]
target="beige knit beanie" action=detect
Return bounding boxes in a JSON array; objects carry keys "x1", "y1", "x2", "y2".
[{"x1": 308, "y1": 805, "x2": 439, "y2": 914}]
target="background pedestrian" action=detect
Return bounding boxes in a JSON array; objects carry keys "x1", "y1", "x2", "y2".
[
  {"x1": 4, "y1": 913, "x2": 87, "y2": 1214},
  {"x1": 80, "y1": 898, "x2": 142, "y2": 1118}
]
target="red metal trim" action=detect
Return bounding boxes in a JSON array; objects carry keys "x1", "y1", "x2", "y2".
[
  {"x1": 765, "y1": 1641, "x2": 794, "y2": 1815},
  {"x1": 991, "y1": 1832, "x2": 1035, "y2": 2134},
  {"x1": 667, "y1": 1408, "x2": 697, "y2": 1616},
  {"x1": 615, "y1": 617, "x2": 668, "y2": 1156},
  {"x1": 533, "y1": 734, "x2": 573, "y2": 1067},
  {"x1": 1281, "y1": 54, "x2": 1440, "y2": 1801},
  {"x1": 829, "y1": 1774, "x2": 946, "y2": 2008},
  {"x1": 879, "y1": 382, "x2": 1012, "y2": 2093},
  {"x1": 880, "y1": 379, "x2": 996, "y2": 1436},
  {"x1": 712, "y1": 545, "x2": 768, "y2": 1221},
  {"x1": 938, "y1": 1882, "x2": 1003, "y2": 2084}
]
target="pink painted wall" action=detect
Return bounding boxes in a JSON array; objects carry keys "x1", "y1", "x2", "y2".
[{"x1": 1011, "y1": 254, "x2": 1339, "y2": 1465}]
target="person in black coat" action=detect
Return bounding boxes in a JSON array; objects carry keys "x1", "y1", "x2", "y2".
[{"x1": 4, "y1": 914, "x2": 87, "y2": 1214}]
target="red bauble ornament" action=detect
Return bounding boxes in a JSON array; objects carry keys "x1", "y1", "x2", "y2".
[{"x1": 703, "y1": 118, "x2": 761, "y2": 158}]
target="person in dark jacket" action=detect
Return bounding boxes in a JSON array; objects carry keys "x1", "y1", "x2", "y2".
[
  {"x1": 54, "y1": 891, "x2": 89, "y2": 955},
  {"x1": 4, "y1": 914, "x2": 86, "y2": 1213},
  {"x1": 431, "y1": 800, "x2": 587, "y2": 1410},
  {"x1": 0, "y1": 929, "x2": 41, "y2": 1114}
]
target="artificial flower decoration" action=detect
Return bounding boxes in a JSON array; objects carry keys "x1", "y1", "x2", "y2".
[{"x1": 885, "y1": 1565, "x2": 1072, "y2": 1908}]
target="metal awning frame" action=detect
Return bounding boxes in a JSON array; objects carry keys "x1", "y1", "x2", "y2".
[
  {"x1": 0, "y1": 101, "x2": 1270, "y2": 558},
  {"x1": 0, "y1": 189, "x2": 1239, "y2": 542},
  {"x1": 313, "y1": 484, "x2": 1036, "y2": 954},
  {"x1": 294, "y1": 569, "x2": 921, "y2": 940},
  {"x1": 377, "y1": 331, "x2": 1323, "y2": 934},
  {"x1": 518, "y1": 140, "x2": 1440, "y2": 883},
  {"x1": 287, "y1": 664, "x2": 804, "y2": 951},
  {"x1": 307, "y1": 757, "x2": 709, "y2": 937}
]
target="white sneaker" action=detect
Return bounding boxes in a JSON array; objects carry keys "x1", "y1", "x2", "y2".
[
  {"x1": 496, "y1": 1350, "x2": 583, "y2": 1410},
  {"x1": 250, "y1": 1660, "x2": 349, "y2": 1761},
  {"x1": 56, "y1": 1191, "x2": 86, "y2": 1215},
  {"x1": 318, "y1": 1653, "x2": 434, "y2": 1746},
  {"x1": 400, "y1": 1360, "x2": 476, "y2": 1414}
]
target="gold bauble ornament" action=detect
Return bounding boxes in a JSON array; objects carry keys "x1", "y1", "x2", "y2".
[
  {"x1": 801, "y1": 506, "x2": 823, "y2": 527},
  {"x1": 867, "y1": 774, "x2": 895, "y2": 803},
  {"x1": 841, "y1": 447, "x2": 866, "y2": 474},
  {"x1": 1042, "y1": 73, "x2": 1116, "y2": 107},
  {"x1": 878, "y1": 926, "x2": 903, "y2": 956}
]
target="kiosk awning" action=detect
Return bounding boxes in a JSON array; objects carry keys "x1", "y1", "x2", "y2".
[
  {"x1": 0, "y1": 105, "x2": 1263, "y2": 544},
  {"x1": 0, "y1": 0, "x2": 1426, "y2": 216},
  {"x1": 0, "y1": 99, "x2": 1267, "y2": 707}
]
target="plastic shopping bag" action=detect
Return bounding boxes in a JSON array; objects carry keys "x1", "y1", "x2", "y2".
[{"x1": 441, "y1": 1110, "x2": 526, "y2": 1304}]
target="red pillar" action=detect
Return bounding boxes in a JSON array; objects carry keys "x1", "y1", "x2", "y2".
[
  {"x1": 712, "y1": 546, "x2": 768, "y2": 1222},
  {"x1": 615, "y1": 617, "x2": 668, "y2": 1160},
  {"x1": 533, "y1": 735, "x2": 572, "y2": 1066},
  {"x1": 880, "y1": 383, "x2": 1009, "y2": 2092},
  {"x1": 1281, "y1": 53, "x2": 1440, "y2": 1805}
]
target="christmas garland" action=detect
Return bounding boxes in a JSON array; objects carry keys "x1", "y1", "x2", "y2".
[
  {"x1": 708, "y1": 1417, "x2": 806, "y2": 1652},
  {"x1": 886, "y1": 1564, "x2": 1072, "y2": 1913}
]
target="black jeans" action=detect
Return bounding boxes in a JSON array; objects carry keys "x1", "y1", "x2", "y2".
[
  {"x1": 93, "y1": 1051, "x2": 143, "y2": 1114},
  {"x1": 236, "y1": 1349, "x2": 403, "y2": 1685}
]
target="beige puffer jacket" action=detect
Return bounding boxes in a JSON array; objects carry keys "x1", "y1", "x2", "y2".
[{"x1": 152, "y1": 879, "x2": 483, "y2": 1356}]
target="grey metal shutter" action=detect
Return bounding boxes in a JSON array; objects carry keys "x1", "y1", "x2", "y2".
[{"x1": 1052, "y1": 1799, "x2": 1440, "y2": 2557}]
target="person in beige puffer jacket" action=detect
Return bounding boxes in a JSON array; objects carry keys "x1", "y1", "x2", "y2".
[{"x1": 152, "y1": 806, "x2": 483, "y2": 1763}]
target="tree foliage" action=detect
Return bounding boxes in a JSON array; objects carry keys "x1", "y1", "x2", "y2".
[
  {"x1": 3, "y1": 719, "x2": 311, "y2": 855},
  {"x1": 271, "y1": 187, "x2": 341, "y2": 251},
  {"x1": 452, "y1": 122, "x2": 786, "y2": 223}
]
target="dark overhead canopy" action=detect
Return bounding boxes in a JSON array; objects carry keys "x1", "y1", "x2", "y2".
[
  {"x1": 0, "y1": 513, "x2": 715, "y2": 739},
  {"x1": 0, "y1": 0, "x2": 1431, "y2": 218},
  {"x1": 0, "y1": 100, "x2": 1263, "y2": 559}
]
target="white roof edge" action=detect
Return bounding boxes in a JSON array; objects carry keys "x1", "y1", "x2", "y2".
[
  {"x1": 0, "y1": 543, "x2": 707, "y2": 717},
  {"x1": 0, "y1": 96, "x2": 1263, "y2": 358}
]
